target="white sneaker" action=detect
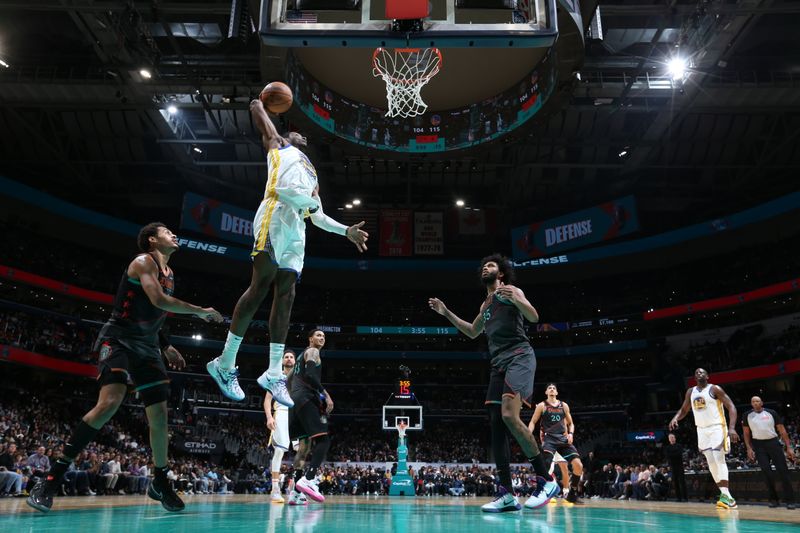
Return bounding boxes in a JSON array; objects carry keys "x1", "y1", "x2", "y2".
[
  {"x1": 481, "y1": 487, "x2": 521, "y2": 513},
  {"x1": 288, "y1": 490, "x2": 308, "y2": 506},
  {"x1": 524, "y1": 477, "x2": 560, "y2": 509},
  {"x1": 207, "y1": 357, "x2": 245, "y2": 401},
  {"x1": 296, "y1": 476, "x2": 324, "y2": 502},
  {"x1": 257, "y1": 372, "x2": 294, "y2": 408},
  {"x1": 271, "y1": 491, "x2": 285, "y2": 504}
]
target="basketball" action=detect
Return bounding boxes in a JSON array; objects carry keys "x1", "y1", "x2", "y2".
[{"x1": 259, "y1": 81, "x2": 293, "y2": 114}]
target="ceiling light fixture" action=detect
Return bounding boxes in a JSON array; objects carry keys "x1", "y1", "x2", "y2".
[
  {"x1": 352, "y1": 199, "x2": 361, "y2": 206},
  {"x1": 667, "y1": 57, "x2": 687, "y2": 80},
  {"x1": 139, "y1": 68, "x2": 152, "y2": 79},
  {"x1": 345, "y1": 203, "x2": 353, "y2": 209},
  {"x1": 167, "y1": 105, "x2": 178, "y2": 114},
  {"x1": 455, "y1": 199, "x2": 465, "y2": 207}
]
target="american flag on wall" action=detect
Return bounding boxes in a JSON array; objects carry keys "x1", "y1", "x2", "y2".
[{"x1": 286, "y1": 11, "x2": 318, "y2": 23}]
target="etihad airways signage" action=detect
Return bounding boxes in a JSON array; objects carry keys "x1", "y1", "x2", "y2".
[{"x1": 511, "y1": 196, "x2": 639, "y2": 260}]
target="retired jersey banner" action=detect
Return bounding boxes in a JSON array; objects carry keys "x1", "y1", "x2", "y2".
[
  {"x1": 379, "y1": 210, "x2": 413, "y2": 257},
  {"x1": 414, "y1": 212, "x2": 443, "y2": 255},
  {"x1": 511, "y1": 196, "x2": 639, "y2": 260},
  {"x1": 180, "y1": 192, "x2": 256, "y2": 246}
]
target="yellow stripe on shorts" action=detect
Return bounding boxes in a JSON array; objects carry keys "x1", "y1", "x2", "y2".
[{"x1": 255, "y1": 148, "x2": 281, "y2": 252}]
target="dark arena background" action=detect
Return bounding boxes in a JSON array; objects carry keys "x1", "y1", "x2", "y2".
[{"x1": 1, "y1": 0, "x2": 799, "y2": 531}]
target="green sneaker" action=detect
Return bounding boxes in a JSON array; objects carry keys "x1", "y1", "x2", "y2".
[{"x1": 716, "y1": 494, "x2": 737, "y2": 509}]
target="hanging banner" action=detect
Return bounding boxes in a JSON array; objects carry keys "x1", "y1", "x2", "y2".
[
  {"x1": 180, "y1": 192, "x2": 256, "y2": 246},
  {"x1": 379, "y1": 210, "x2": 413, "y2": 257},
  {"x1": 458, "y1": 209, "x2": 486, "y2": 235},
  {"x1": 414, "y1": 212, "x2": 443, "y2": 255},
  {"x1": 511, "y1": 196, "x2": 639, "y2": 260}
]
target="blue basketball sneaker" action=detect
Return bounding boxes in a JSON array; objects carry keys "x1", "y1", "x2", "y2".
[
  {"x1": 257, "y1": 371, "x2": 294, "y2": 408},
  {"x1": 206, "y1": 356, "x2": 245, "y2": 401},
  {"x1": 481, "y1": 486, "x2": 522, "y2": 513},
  {"x1": 524, "y1": 476, "x2": 560, "y2": 509}
]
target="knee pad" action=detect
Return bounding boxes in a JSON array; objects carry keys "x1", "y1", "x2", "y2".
[{"x1": 139, "y1": 384, "x2": 169, "y2": 407}]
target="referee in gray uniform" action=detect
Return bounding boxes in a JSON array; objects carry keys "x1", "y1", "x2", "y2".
[{"x1": 742, "y1": 396, "x2": 796, "y2": 509}]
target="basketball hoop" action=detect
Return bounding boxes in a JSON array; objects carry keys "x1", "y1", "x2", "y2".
[
  {"x1": 372, "y1": 47, "x2": 442, "y2": 118},
  {"x1": 396, "y1": 419, "x2": 408, "y2": 439}
]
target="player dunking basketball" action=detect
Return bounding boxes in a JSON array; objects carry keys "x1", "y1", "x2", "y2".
[
  {"x1": 27, "y1": 222, "x2": 223, "y2": 513},
  {"x1": 669, "y1": 368, "x2": 740, "y2": 509},
  {"x1": 264, "y1": 349, "x2": 297, "y2": 503},
  {"x1": 429, "y1": 254, "x2": 558, "y2": 513},
  {"x1": 529, "y1": 384, "x2": 584, "y2": 504},
  {"x1": 207, "y1": 99, "x2": 368, "y2": 405}
]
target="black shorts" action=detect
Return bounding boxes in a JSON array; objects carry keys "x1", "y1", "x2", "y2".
[
  {"x1": 542, "y1": 433, "x2": 580, "y2": 461},
  {"x1": 96, "y1": 338, "x2": 170, "y2": 394},
  {"x1": 289, "y1": 399, "x2": 328, "y2": 441},
  {"x1": 485, "y1": 346, "x2": 536, "y2": 407}
]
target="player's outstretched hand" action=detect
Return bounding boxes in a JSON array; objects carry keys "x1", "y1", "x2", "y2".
[
  {"x1": 428, "y1": 298, "x2": 447, "y2": 315},
  {"x1": 495, "y1": 285, "x2": 523, "y2": 303},
  {"x1": 197, "y1": 307, "x2": 224, "y2": 323},
  {"x1": 163, "y1": 346, "x2": 186, "y2": 370},
  {"x1": 346, "y1": 221, "x2": 369, "y2": 252},
  {"x1": 668, "y1": 418, "x2": 679, "y2": 431}
]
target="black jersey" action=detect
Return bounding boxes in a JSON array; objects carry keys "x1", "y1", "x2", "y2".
[
  {"x1": 291, "y1": 348, "x2": 323, "y2": 405},
  {"x1": 482, "y1": 293, "x2": 530, "y2": 366},
  {"x1": 96, "y1": 254, "x2": 174, "y2": 350},
  {"x1": 541, "y1": 401, "x2": 567, "y2": 436}
]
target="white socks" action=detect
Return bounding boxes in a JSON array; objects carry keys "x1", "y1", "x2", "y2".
[
  {"x1": 219, "y1": 332, "x2": 243, "y2": 369},
  {"x1": 720, "y1": 487, "x2": 732, "y2": 497},
  {"x1": 267, "y1": 343, "x2": 285, "y2": 378}
]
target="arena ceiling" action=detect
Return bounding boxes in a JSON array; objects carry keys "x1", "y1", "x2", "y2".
[{"x1": 0, "y1": 0, "x2": 798, "y2": 240}]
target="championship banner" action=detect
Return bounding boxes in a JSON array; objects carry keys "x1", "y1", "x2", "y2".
[
  {"x1": 180, "y1": 192, "x2": 256, "y2": 246},
  {"x1": 511, "y1": 196, "x2": 639, "y2": 260},
  {"x1": 379, "y1": 210, "x2": 412, "y2": 257},
  {"x1": 414, "y1": 212, "x2": 443, "y2": 255}
]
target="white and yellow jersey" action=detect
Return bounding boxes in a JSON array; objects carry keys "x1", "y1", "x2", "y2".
[
  {"x1": 691, "y1": 384, "x2": 726, "y2": 428},
  {"x1": 252, "y1": 144, "x2": 346, "y2": 274}
]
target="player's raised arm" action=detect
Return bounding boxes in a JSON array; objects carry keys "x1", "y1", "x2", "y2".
[
  {"x1": 669, "y1": 388, "x2": 693, "y2": 430},
  {"x1": 494, "y1": 285, "x2": 539, "y2": 323},
  {"x1": 309, "y1": 190, "x2": 368, "y2": 252},
  {"x1": 131, "y1": 256, "x2": 222, "y2": 322},
  {"x1": 250, "y1": 99, "x2": 282, "y2": 151},
  {"x1": 428, "y1": 297, "x2": 487, "y2": 339}
]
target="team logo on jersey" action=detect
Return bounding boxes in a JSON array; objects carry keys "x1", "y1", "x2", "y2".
[{"x1": 692, "y1": 397, "x2": 707, "y2": 410}]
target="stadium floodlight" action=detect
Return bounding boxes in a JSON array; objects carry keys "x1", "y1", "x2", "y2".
[
  {"x1": 667, "y1": 57, "x2": 688, "y2": 80},
  {"x1": 352, "y1": 199, "x2": 361, "y2": 206},
  {"x1": 167, "y1": 105, "x2": 178, "y2": 114},
  {"x1": 455, "y1": 199, "x2": 465, "y2": 207},
  {"x1": 139, "y1": 68, "x2": 152, "y2": 79},
  {"x1": 0, "y1": 59, "x2": 9, "y2": 68},
  {"x1": 345, "y1": 203, "x2": 353, "y2": 209}
]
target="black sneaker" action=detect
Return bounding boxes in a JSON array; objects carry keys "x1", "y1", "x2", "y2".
[
  {"x1": 148, "y1": 479, "x2": 185, "y2": 512},
  {"x1": 788, "y1": 503, "x2": 796, "y2": 510},
  {"x1": 26, "y1": 478, "x2": 57, "y2": 513},
  {"x1": 565, "y1": 490, "x2": 583, "y2": 505},
  {"x1": 769, "y1": 501, "x2": 779, "y2": 508}
]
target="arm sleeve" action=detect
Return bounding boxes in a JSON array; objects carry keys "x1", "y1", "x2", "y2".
[{"x1": 309, "y1": 198, "x2": 348, "y2": 236}]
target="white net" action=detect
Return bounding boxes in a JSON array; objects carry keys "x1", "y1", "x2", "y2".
[{"x1": 372, "y1": 47, "x2": 442, "y2": 118}]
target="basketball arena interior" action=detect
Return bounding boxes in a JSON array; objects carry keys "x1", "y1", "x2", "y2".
[{"x1": 0, "y1": 0, "x2": 799, "y2": 531}]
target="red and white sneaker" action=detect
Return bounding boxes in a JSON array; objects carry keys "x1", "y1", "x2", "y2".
[{"x1": 296, "y1": 477, "x2": 325, "y2": 503}]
